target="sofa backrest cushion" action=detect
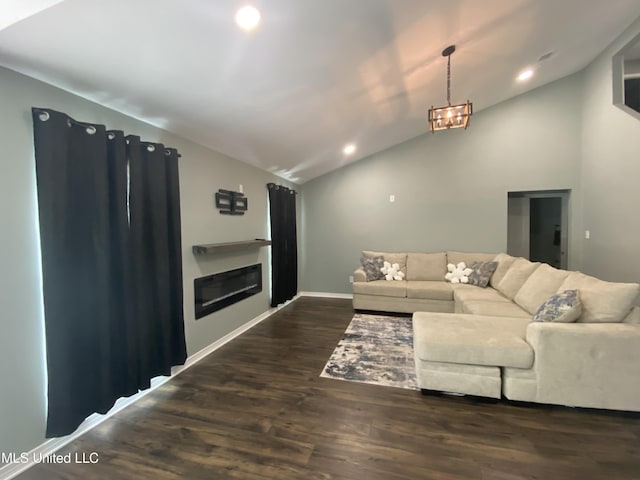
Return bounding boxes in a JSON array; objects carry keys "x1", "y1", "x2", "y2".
[
  {"x1": 514, "y1": 263, "x2": 571, "y2": 314},
  {"x1": 490, "y1": 253, "x2": 517, "y2": 288},
  {"x1": 623, "y1": 306, "x2": 640, "y2": 324},
  {"x1": 446, "y1": 251, "x2": 497, "y2": 268},
  {"x1": 557, "y1": 272, "x2": 640, "y2": 323},
  {"x1": 495, "y1": 258, "x2": 541, "y2": 300},
  {"x1": 362, "y1": 251, "x2": 407, "y2": 276},
  {"x1": 406, "y1": 252, "x2": 447, "y2": 281}
]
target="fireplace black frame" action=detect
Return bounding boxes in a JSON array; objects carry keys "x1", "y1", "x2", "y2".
[{"x1": 194, "y1": 264, "x2": 262, "y2": 319}]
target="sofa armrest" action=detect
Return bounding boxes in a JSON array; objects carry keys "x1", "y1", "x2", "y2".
[
  {"x1": 526, "y1": 322, "x2": 640, "y2": 410},
  {"x1": 353, "y1": 267, "x2": 367, "y2": 283}
]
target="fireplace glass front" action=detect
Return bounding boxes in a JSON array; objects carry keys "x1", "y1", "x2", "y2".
[{"x1": 194, "y1": 264, "x2": 262, "y2": 319}]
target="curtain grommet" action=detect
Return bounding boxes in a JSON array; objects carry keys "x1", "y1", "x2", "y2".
[{"x1": 38, "y1": 111, "x2": 50, "y2": 122}]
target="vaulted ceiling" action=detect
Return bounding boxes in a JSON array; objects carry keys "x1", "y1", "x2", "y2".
[{"x1": 1, "y1": 0, "x2": 640, "y2": 183}]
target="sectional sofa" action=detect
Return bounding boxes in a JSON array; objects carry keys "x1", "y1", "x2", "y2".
[{"x1": 352, "y1": 250, "x2": 640, "y2": 412}]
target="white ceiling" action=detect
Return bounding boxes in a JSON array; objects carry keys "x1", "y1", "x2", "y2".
[{"x1": 1, "y1": 0, "x2": 640, "y2": 184}]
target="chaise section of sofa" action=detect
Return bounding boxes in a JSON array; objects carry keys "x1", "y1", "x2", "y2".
[{"x1": 413, "y1": 312, "x2": 534, "y2": 398}]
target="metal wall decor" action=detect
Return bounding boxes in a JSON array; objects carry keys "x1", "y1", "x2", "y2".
[{"x1": 215, "y1": 189, "x2": 248, "y2": 215}]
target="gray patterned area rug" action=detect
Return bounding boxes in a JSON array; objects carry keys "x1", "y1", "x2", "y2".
[{"x1": 321, "y1": 313, "x2": 418, "y2": 390}]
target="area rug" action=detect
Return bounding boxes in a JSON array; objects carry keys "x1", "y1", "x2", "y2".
[{"x1": 320, "y1": 313, "x2": 418, "y2": 390}]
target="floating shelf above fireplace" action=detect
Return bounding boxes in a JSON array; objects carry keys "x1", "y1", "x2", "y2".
[{"x1": 192, "y1": 239, "x2": 272, "y2": 255}]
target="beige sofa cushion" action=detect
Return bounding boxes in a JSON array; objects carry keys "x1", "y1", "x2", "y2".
[
  {"x1": 557, "y1": 272, "x2": 640, "y2": 323},
  {"x1": 461, "y1": 300, "x2": 531, "y2": 318},
  {"x1": 363, "y1": 251, "x2": 407, "y2": 276},
  {"x1": 624, "y1": 306, "x2": 640, "y2": 324},
  {"x1": 406, "y1": 281, "x2": 453, "y2": 301},
  {"x1": 352, "y1": 280, "x2": 407, "y2": 298},
  {"x1": 413, "y1": 313, "x2": 533, "y2": 369},
  {"x1": 514, "y1": 264, "x2": 571, "y2": 314},
  {"x1": 447, "y1": 251, "x2": 497, "y2": 267},
  {"x1": 495, "y1": 258, "x2": 541, "y2": 300},
  {"x1": 490, "y1": 253, "x2": 517, "y2": 288},
  {"x1": 406, "y1": 252, "x2": 447, "y2": 281},
  {"x1": 453, "y1": 284, "x2": 511, "y2": 304}
]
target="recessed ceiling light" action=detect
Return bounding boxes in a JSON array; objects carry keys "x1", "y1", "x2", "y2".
[
  {"x1": 343, "y1": 144, "x2": 356, "y2": 155},
  {"x1": 235, "y1": 5, "x2": 261, "y2": 31},
  {"x1": 518, "y1": 69, "x2": 534, "y2": 82}
]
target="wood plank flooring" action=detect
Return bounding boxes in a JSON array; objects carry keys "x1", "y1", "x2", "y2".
[{"x1": 15, "y1": 297, "x2": 640, "y2": 479}]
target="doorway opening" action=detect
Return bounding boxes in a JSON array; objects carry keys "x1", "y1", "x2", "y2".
[{"x1": 507, "y1": 190, "x2": 570, "y2": 269}]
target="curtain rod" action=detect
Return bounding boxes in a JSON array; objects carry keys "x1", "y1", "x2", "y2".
[
  {"x1": 267, "y1": 183, "x2": 297, "y2": 193},
  {"x1": 33, "y1": 107, "x2": 182, "y2": 158}
]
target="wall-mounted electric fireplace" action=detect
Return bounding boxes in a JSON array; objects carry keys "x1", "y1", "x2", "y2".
[{"x1": 194, "y1": 264, "x2": 262, "y2": 319}]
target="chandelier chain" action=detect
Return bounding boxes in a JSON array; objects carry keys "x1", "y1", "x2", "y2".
[{"x1": 446, "y1": 54, "x2": 451, "y2": 106}]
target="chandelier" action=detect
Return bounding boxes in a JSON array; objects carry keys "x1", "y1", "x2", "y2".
[{"x1": 428, "y1": 45, "x2": 473, "y2": 132}]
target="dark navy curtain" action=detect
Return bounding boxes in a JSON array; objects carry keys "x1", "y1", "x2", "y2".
[
  {"x1": 267, "y1": 183, "x2": 298, "y2": 307},
  {"x1": 32, "y1": 108, "x2": 187, "y2": 437}
]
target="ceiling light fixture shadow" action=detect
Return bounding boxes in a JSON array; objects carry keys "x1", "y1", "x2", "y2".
[{"x1": 428, "y1": 45, "x2": 472, "y2": 132}]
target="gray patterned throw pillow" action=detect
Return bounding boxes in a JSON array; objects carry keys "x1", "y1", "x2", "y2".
[
  {"x1": 532, "y1": 289, "x2": 582, "y2": 323},
  {"x1": 467, "y1": 261, "x2": 498, "y2": 288},
  {"x1": 360, "y1": 255, "x2": 385, "y2": 282}
]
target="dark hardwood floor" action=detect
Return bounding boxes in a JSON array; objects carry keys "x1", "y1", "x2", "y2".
[{"x1": 16, "y1": 297, "x2": 640, "y2": 479}]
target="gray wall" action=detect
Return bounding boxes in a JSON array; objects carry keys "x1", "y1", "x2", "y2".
[
  {"x1": 301, "y1": 73, "x2": 584, "y2": 293},
  {"x1": 507, "y1": 197, "x2": 530, "y2": 258},
  {"x1": 580, "y1": 17, "x2": 640, "y2": 283},
  {"x1": 0, "y1": 66, "x2": 293, "y2": 460}
]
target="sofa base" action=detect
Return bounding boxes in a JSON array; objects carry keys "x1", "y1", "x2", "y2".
[
  {"x1": 414, "y1": 359, "x2": 502, "y2": 399},
  {"x1": 353, "y1": 294, "x2": 453, "y2": 314},
  {"x1": 502, "y1": 367, "x2": 538, "y2": 402}
]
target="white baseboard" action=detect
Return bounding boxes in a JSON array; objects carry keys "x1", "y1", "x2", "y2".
[
  {"x1": 300, "y1": 291, "x2": 353, "y2": 299},
  {"x1": 0, "y1": 296, "x2": 299, "y2": 480}
]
